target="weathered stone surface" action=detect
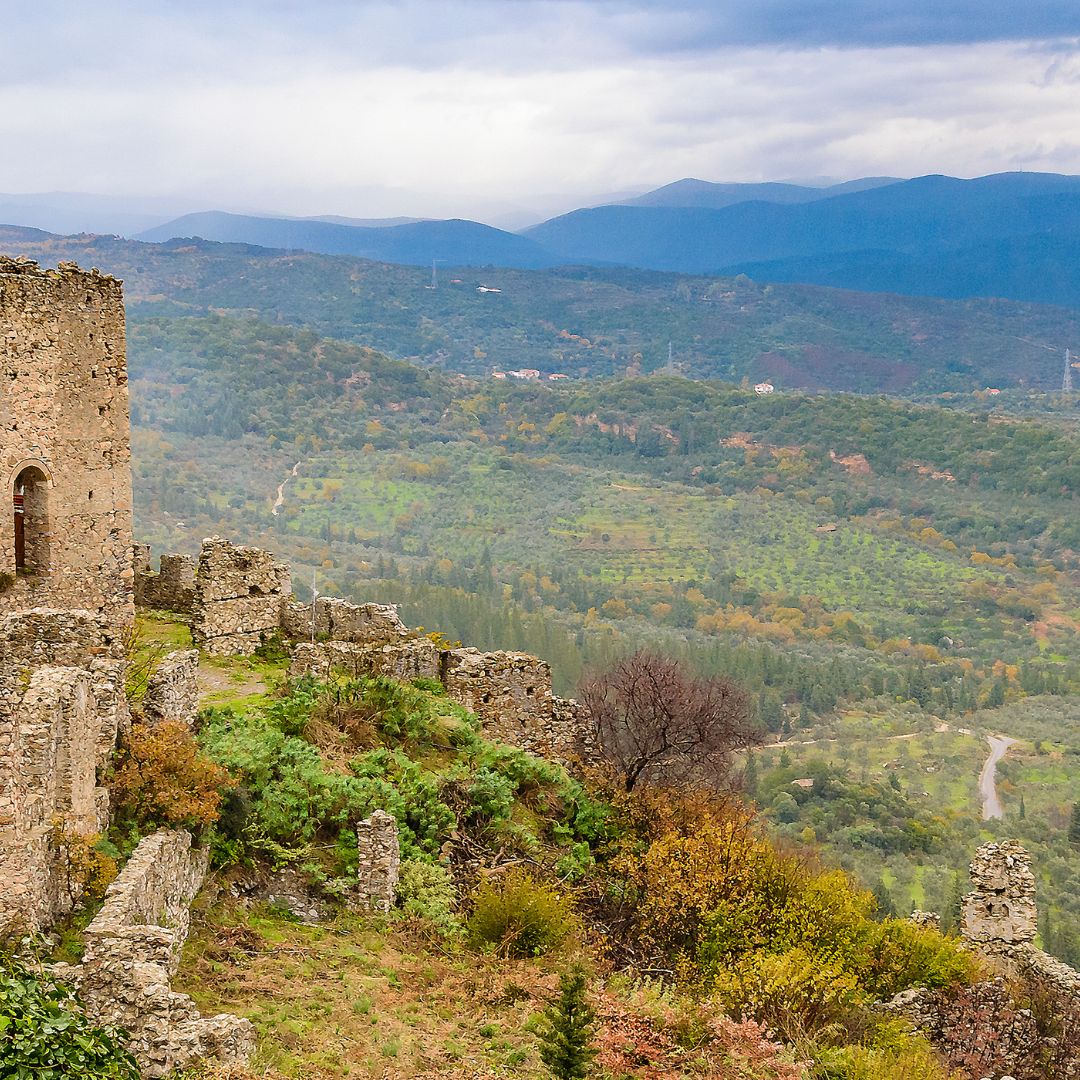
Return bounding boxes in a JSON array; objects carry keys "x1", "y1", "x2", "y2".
[
  {"x1": 282, "y1": 595, "x2": 409, "y2": 643},
  {"x1": 441, "y1": 647, "x2": 553, "y2": 748},
  {"x1": 0, "y1": 611, "x2": 125, "y2": 933},
  {"x1": 356, "y1": 810, "x2": 399, "y2": 913},
  {"x1": 0, "y1": 258, "x2": 133, "y2": 627},
  {"x1": 961, "y1": 840, "x2": 1038, "y2": 949},
  {"x1": 134, "y1": 543, "x2": 196, "y2": 613},
  {"x1": 142, "y1": 649, "x2": 200, "y2": 728},
  {"x1": 69, "y1": 830, "x2": 253, "y2": 1077},
  {"x1": 884, "y1": 978, "x2": 1039, "y2": 1078},
  {"x1": 191, "y1": 537, "x2": 290, "y2": 655},
  {"x1": 290, "y1": 638, "x2": 442, "y2": 682}
]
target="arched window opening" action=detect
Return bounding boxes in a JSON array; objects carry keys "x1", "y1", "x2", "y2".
[{"x1": 14, "y1": 466, "x2": 49, "y2": 574}]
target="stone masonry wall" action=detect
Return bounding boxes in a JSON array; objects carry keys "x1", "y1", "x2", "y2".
[
  {"x1": 289, "y1": 638, "x2": 442, "y2": 683},
  {"x1": 55, "y1": 829, "x2": 254, "y2": 1077},
  {"x1": 0, "y1": 609, "x2": 126, "y2": 933},
  {"x1": 191, "y1": 537, "x2": 291, "y2": 655},
  {"x1": 133, "y1": 543, "x2": 196, "y2": 613},
  {"x1": 281, "y1": 595, "x2": 409, "y2": 643},
  {"x1": 356, "y1": 810, "x2": 400, "y2": 913},
  {"x1": 142, "y1": 649, "x2": 200, "y2": 728},
  {"x1": 142, "y1": 538, "x2": 597, "y2": 765},
  {"x1": 0, "y1": 257, "x2": 133, "y2": 627},
  {"x1": 441, "y1": 648, "x2": 554, "y2": 752},
  {"x1": 889, "y1": 840, "x2": 1080, "y2": 1075},
  {"x1": 960, "y1": 839, "x2": 1038, "y2": 952}
]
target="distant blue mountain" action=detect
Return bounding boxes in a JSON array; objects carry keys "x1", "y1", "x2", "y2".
[
  {"x1": 621, "y1": 176, "x2": 901, "y2": 209},
  {"x1": 134, "y1": 174, "x2": 1080, "y2": 307},
  {"x1": 138, "y1": 210, "x2": 562, "y2": 269},
  {"x1": 527, "y1": 173, "x2": 1080, "y2": 269}
]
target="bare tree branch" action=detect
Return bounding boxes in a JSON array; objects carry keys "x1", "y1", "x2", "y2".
[{"x1": 579, "y1": 651, "x2": 760, "y2": 792}]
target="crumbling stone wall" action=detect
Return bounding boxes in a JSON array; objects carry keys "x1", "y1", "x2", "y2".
[
  {"x1": 889, "y1": 840, "x2": 1080, "y2": 1074},
  {"x1": 191, "y1": 537, "x2": 291, "y2": 655},
  {"x1": 356, "y1": 810, "x2": 399, "y2": 913},
  {"x1": 142, "y1": 649, "x2": 200, "y2": 728},
  {"x1": 441, "y1": 648, "x2": 554, "y2": 750},
  {"x1": 281, "y1": 595, "x2": 409, "y2": 643},
  {"x1": 0, "y1": 257, "x2": 133, "y2": 626},
  {"x1": 290, "y1": 638, "x2": 442, "y2": 682},
  {"x1": 134, "y1": 543, "x2": 196, "y2": 613},
  {"x1": 884, "y1": 979, "x2": 1039, "y2": 1079},
  {"x1": 53, "y1": 829, "x2": 254, "y2": 1077},
  {"x1": 0, "y1": 609, "x2": 126, "y2": 933},
  {"x1": 961, "y1": 840, "x2": 1038, "y2": 953}
]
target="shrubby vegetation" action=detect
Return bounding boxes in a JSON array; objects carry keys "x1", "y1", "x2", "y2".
[{"x1": 0, "y1": 955, "x2": 140, "y2": 1079}]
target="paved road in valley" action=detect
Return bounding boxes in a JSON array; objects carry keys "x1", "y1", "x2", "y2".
[{"x1": 979, "y1": 735, "x2": 1017, "y2": 820}]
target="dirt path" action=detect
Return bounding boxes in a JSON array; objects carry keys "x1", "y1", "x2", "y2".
[
  {"x1": 272, "y1": 462, "x2": 300, "y2": 516},
  {"x1": 979, "y1": 735, "x2": 1017, "y2": 820}
]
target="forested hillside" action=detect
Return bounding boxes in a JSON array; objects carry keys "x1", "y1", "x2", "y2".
[{"x1": 1, "y1": 225, "x2": 1079, "y2": 391}]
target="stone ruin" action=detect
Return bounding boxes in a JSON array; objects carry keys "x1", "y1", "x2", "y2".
[
  {"x1": 0, "y1": 609, "x2": 128, "y2": 933},
  {"x1": 141, "y1": 649, "x2": 201, "y2": 729},
  {"x1": 0, "y1": 258, "x2": 133, "y2": 627},
  {"x1": 134, "y1": 544, "x2": 196, "y2": 614},
  {"x1": 356, "y1": 810, "x2": 400, "y2": 914},
  {"x1": 52, "y1": 830, "x2": 255, "y2": 1077},
  {"x1": 191, "y1": 537, "x2": 291, "y2": 656},
  {"x1": 141, "y1": 535, "x2": 598, "y2": 767},
  {"x1": 887, "y1": 840, "x2": 1080, "y2": 1075},
  {"x1": 960, "y1": 840, "x2": 1038, "y2": 954},
  {"x1": 0, "y1": 256, "x2": 251, "y2": 1075}
]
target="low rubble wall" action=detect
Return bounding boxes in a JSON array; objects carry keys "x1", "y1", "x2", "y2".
[{"x1": 55, "y1": 829, "x2": 254, "y2": 1077}]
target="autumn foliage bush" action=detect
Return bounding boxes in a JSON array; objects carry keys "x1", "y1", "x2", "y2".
[
  {"x1": 467, "y1": 868, "x2": 578, "y2": 957},
  {"x1": 109, "y1": 720, "x2": 231, "y2": 833}
]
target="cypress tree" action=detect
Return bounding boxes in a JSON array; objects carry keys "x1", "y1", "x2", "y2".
[
  {"x1": 1069, "y1": 803, "x2": 1080, "y2": 848},
  {"x1": 538, "y1": 970, "x2": 597, "y2": 1080}
]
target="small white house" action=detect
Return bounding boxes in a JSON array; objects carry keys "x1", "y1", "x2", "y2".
[{"x1": 755, "y1": 381, "x2": 775, "y2": 395}]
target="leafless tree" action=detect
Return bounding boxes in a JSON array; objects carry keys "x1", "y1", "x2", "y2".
[{"x1": 579, "y1": 651, "x2": 760, "y2": 792}]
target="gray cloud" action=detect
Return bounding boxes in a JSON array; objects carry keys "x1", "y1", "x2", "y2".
[{"x1": 0, "y1": 2, "x2": 1079, "y2": 219}]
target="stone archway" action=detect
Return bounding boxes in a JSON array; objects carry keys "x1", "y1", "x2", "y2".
[{"x1": 11, "y1": 460, "x2": 52, "y2": 574}]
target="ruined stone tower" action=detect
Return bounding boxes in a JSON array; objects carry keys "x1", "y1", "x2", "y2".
[
  {"x1": 0, "y1": 256, "x2": 133, "y2": 623},
  {"x1": 0, "y1": 257, "x2": 134, "y2": 933}
]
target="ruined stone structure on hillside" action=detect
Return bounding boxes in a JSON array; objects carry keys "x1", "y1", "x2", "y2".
[
  {"x1": 0, "y1": 257, "x2": 133, "y2": 623},
  {"x1": 356, "y1": 810, "x2": 400, "y2": 914},
  {"x1": 1, "y1": 257, "x2": 250, "y2": 1075},
  {"x1": 52, "y1": 830, "x2": 255, "y2": 1077},
  {"x1": 0, "y1": 609, "x2": 128, "y2": 932},
  {"x1": 887, "y1": 840, "x2": 1080, "y2": 1075},
  {"x1": 191, "y1": 537, "x2": 291, "y2": 656},
  {"x1": 0, "y1": 258, "x2": 135, "y2": 934},
  {"x1": 144, "y1": 535, "x2": 598, "y2": 765}
]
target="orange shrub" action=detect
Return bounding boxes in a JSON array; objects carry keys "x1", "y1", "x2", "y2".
[{"x1": 109, "y1": 721, "x2": 231, "y2": 831}]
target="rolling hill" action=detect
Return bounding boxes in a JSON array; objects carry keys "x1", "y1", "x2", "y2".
[
  {"x1": 0, "y1": 224, "x2": 1078, "y2": 393},
  {"x1": 137, "y1": 210, "x2": 562, "y2": 269}
]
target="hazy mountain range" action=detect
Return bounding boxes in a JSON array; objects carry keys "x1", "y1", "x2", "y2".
[{"x1": 3, "y1": 172, "x2": 1080, "y2": 307}]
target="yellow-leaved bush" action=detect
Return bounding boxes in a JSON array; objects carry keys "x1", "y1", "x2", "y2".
[{"x1": 620, "y1": 804, "x2": 976, "y2": 1039}]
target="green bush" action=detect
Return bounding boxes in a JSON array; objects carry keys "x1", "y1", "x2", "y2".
[
  {"x1": 398, "y1": 860, "x2": 460, "y2": 932},
  {"x1": 0, "y1": 954, "x2": 140, "y2": 1078},
  {"x1": 467, "y1": 868, "x2": 577, "y2": 957}
]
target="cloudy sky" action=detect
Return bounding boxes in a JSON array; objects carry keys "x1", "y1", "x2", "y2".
[{"x1": 4, "y1": 1, "x2": 1080, "y2": 223}]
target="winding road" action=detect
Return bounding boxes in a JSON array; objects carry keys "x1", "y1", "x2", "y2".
[
  {"x1": 272, "y1": 462, "x2": 300, "y2": 516},
  {"x1": 979, "y1": 735, "x2": 1017, "y2": 820}
]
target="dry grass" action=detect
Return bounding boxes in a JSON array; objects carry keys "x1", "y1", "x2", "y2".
[{"x1": 175, "y1": 893, "x2": 572, "y2": 1079}]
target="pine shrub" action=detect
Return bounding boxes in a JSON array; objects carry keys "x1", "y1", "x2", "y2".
[{"x1": 537, "y1": 969, "x2": 597, "y2": 1080}]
